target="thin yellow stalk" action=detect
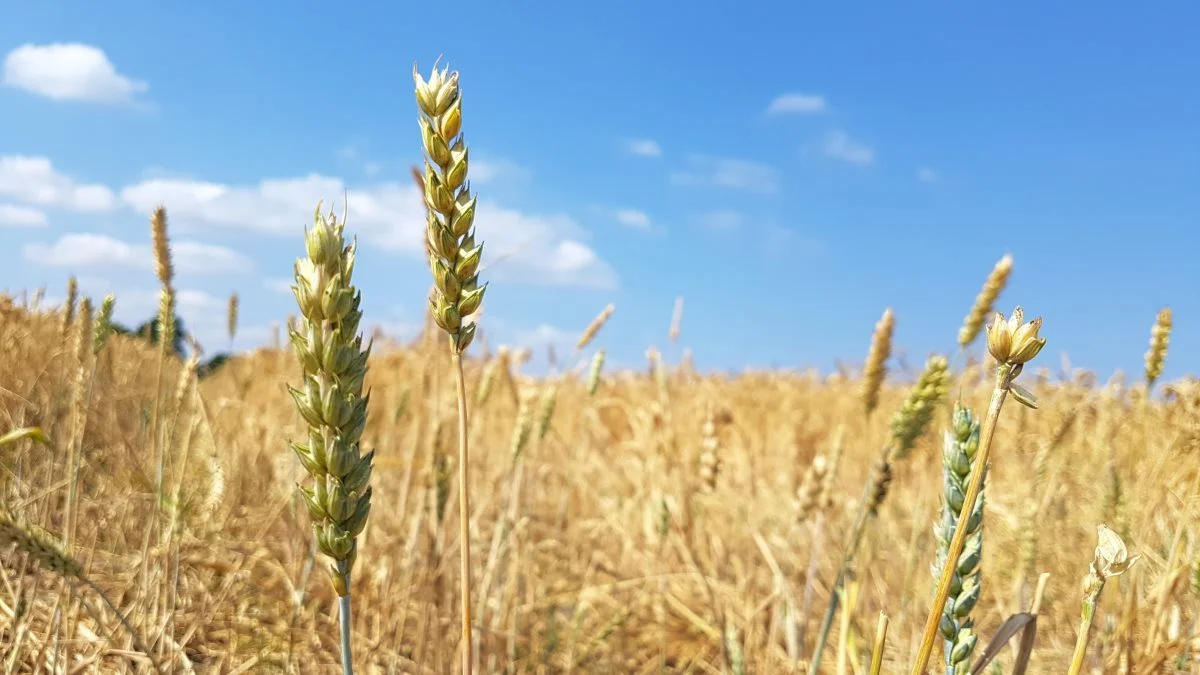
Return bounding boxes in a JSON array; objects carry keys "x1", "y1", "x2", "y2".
[{"x1": 869, "y1": 613, "x2": 889, "y2": 675}]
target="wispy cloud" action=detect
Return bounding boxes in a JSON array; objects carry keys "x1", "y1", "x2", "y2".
[
  {"x1": 766, "y1": 93, "x2": 827, "y2": 115},
  {"x1": 624, "y1": 139, "x2": 663, "y2": 158},
  {"x1": 471, "y1": 157, "x2": 531, "y2": 184},
  {"x1": 822, "y1": 131, "x2": 875, "y2": 165},
  {"x1": 670, "y1": 155, "x2": 778, "y2": 195},
  {"x1": 762, "y1": 223, "x2": 827, "y2": 258},
  {"x1": 263, "y1": 277, "x2": 294, "y2": 294},
  {"x1": 22, "y1": 233, "x2": 254, "y2": 275},
  {"x1": 121, "y1": 171, "x2": 616, "y2": 289},
  {"x1": 0, "y1": 155, "x2": 117, "y2": 212},
  {"x1": 0, "y1": 203, "x2": 48, "y2": 227},
  {"x1": 917, "y1": 166, "x2": 941, "y2": 183},
  {"x1": 2, "y1": 43, "x2": 148, "y2": 105},
  {"x1": 696, "y1": 210, "x2": 745, "y2": 231},
  {"x1": 615, "y1": 209, "x2": 652, "y2": 229}
]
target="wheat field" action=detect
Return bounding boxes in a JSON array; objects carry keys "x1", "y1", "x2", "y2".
[{"x1": 1, "y1": 66, "x2": 1198, "y2": 675}]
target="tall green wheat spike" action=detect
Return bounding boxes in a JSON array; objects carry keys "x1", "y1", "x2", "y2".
[
  {"x1": 287, "y1": 203, "x2": 374, "y2": 674},
  {"x1": 933, "y1": 403, "x2": 985, "y2": 674}
]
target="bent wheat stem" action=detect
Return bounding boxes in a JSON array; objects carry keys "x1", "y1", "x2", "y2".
[{"x1": 911, "y1": 308, "x2": 1044, "y2": 674}]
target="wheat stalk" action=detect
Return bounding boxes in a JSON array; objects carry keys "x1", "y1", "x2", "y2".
[
  {"x1": 911, "y1": 307, "x2": 1045, "y2": 674},
  {"x1": 811, "y1": 355, "x2": 951, "y2": 670},
  {"x1": 1067, "y1": 525, "x2": 1139, "y2": 675},
  {"x1": 288, "y1": 202, "x2": 375, "y2": 675},
  {"x1": 415, "y1": 58, "x2": 486, "y2": 675},
  {"x1": 0, "y1": 503, "x2": 159, "y2": 671}
]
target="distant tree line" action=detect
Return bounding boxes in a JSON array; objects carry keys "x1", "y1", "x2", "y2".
[{"x1": 111, "y1": 313, "x2": 233, "y2": 379}]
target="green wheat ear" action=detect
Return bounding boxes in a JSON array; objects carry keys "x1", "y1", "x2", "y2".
[
  {"x1": 933, "y1": 403, "x2": 985, "y2": 673},
  {"x1": 288, "y1": 203, "x2": 375, "y2": 597},
  {"x1": 415, "y1": 61, "x2": 486, "y2": 355}
]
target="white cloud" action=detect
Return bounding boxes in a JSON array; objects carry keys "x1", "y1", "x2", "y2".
[
  {"x1": 174, "y1": 241, "x2": 255, "y2": 275},
  {"x1": 822, "y1": 131, "x2": 875, "y2": 165},
  {"x1": 766, "y1": 93, "x2": 827, "y2": 115},
  {"x1": 762, "y1": 223, "x2": 827, "y2": 258},
  {"x1": 0, "y1": 155, "x2": 117, "y2": 211},
  {"x1": 917, "y1": 166, "x2": 941, "y2": 183},
  {"x1": 121, "y1": 173, "x2": 616, "y2": 289},
  {"x1": 625, "y1": 139, "x2": 663, "y2": 158},
  {"x1": 0, "y1": 203, "x2": 48, "y2": 227},
  {"x1": 363, "y1": 162, "x2": 384, "y2": 176},
  {"x1": 2, "y1": 43, "x2": 148, "y2": 104},
  {"x1": 263, "y1": 277, "x2": 294, "y2": 294},
  {"x1": 615, "y1": 209, "x2": 651, "y2": 229},
  {"x1": 22, "y1": 233, "x2": 253, "y2": 275},
  {"x1": 511, "y1": 323, "x2": 576, "y2": 354},
  {"x1": 471, "y1": 158, "x2": 530, "y2": 184},
  {"x1": 697, "y1": 210, "x2": 744, "y2": 230},
  {"x1": 670, "y1": 155, "x2": 778, "y2": 194}
]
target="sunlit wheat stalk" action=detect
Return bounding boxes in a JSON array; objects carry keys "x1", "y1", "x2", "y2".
[
  {"x1": 416, "y1": 58, "x2": 487, "y2": 675},
  {"x1": 288, "y1": 203, "x2": 375, "y2": 675}
]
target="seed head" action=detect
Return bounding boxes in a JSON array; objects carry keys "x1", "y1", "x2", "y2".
[
  {"x1": 62, "y1": 275, "x2": 79, "y2": 334},
  {"x1": 416, "y1": 60, "x2": 485, "y2": 354},
  {"x1": 578, "y1": 304, "x2": 615, "y2": 350},
  {"x1": 860, "y1": 308, "x2": 894, "y2": 416},
  {"x1": 150, "y1": 206, "x2": 174, "y2": 288},
  {"x1": 958, "y1": 254, "x2": 1012, "y2": 348},
  {"x1": 587, "y1": 349, "x2": 606, "y2": 396},
  {"x1": 669, "y1": 297, "x2": 684, "y2": 343},
  {"x1": 986, "y1": 307, "x2": 1046, "y2": 366},
  {"x1": 227, "y1": 292, "x2": 240, "y2": 344},
  {"x1": 1092, "y1": 524, "x2": 1138, "y2": 580},
  {"x1": 287, "y1": 203, "x2": 374, "y2": 596},
  {"x1": 1144, "y1": 307, "x2": 1172, "y2": 390},
  {"x1": 93, "y1": 293, "x2": 116, "y2": 355},
  {"x1": 889, "y1": 355, "x2": 951, "y2": 459}
]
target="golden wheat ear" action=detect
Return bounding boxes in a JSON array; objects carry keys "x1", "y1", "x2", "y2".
[{"x1": 415, "y1": 58, "x2": 484, "y2": 675}]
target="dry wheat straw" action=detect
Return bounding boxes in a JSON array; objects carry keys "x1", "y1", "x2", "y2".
[
  {"x1": 288, "y1": 203, "x2": 374, "y2": 675},
  {"x1": 64, "y1": 297, "x2": 93, "y2": 554},
  {"x1": 1144, "y1": 306, "x2": 1172, "y2": 391},
  {"x1": 811, "y1": 355, "x2": 950, "y2": 670},
  {"x1": 869, "y1": 612, "x2": 889, "y2": 675},
  {"x1": 912, "y1": 307, "x2": 1045, "y2": 674},
  {"x1": 415, "y1": 59, "x2": 485, "y2": 675},
  {"x1": 0, "y1": 505, "x2": 157, "y2": 669},
  {"x1": 150, "y1": 206, "x2": 176, "y2": 509},
  {"x1": 957, "y1": 254, "x2": 1012, "y2": 349}
]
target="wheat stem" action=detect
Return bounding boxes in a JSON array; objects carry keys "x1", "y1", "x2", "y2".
[
  {"x1": 454, "y1": 353, "x2": 474, "y2": 675},
  {"x1": 911, "y1": 364, "x2": 1011, "y2": 673}
]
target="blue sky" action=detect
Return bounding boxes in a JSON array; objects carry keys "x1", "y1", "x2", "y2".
[{"x1": 1, "y1": 1, "x2": 1197, "y2": 382}]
